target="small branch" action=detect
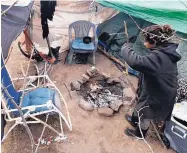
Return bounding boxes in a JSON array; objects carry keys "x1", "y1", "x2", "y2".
[
  {"x1": 135, "y1": 106, "x2": 155, "y2": 153},
  {"x1": 124, "y1": 21, "x2": 129, "y2": 42},
  {"x1": 1, "y1": 0, "x2": 18, "y2": 16},
  {"x1": 1, "y1": 84, "x2": 14, "y2": 93},
  {"x1": 179, "y1": 0, "x2": 187, "y2": 9},
  {"x1": 151, "y1": 120, "x2": 166, "y2": 148},
  {"x1": 64, "y1": 83, "x2": 72, "y2": 99},
  {"x1": 1, "y1": 84, "x2": 34, "y2": 153},
  {"x1": 19, "y1": 47, "x2": 35, "y2": 106},
  {"x1": 1, "y1": 47, "x2": 14, "y2": 70},
  {"x1": 122, "y1": 9, "x2": 187, "y2": 41},
  {"x1": 138, "y1": 105, "x2": 149, "y2": 113},
  {"x1": 123, "y1": 21, "x2": 129, "y2": 75},
  {"x1": 1, "y1": 72, "x2": 24, "y2": 93}
]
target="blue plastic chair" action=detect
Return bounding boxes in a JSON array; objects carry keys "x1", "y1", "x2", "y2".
[{"x1": 67, "y1": 20, "x2": 98, "y2": 65}]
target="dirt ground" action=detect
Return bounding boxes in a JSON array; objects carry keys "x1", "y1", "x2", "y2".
[{"x1": 2, "y1": 35, "x2": 175, "y2": 153}]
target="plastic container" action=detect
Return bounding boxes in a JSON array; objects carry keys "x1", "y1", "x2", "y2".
[{"x1": 164, "y1": 101, "x2": 187, "y2": 153}]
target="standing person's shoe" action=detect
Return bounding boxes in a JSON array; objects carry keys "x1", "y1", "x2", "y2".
[
  {"x1": 124, "y1": 127, "x2": 148, "y2": 138},
  {"x1": 125, "y1": 114, "x2": 138, "y2": 128}
]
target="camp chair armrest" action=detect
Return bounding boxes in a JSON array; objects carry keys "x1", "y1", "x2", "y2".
[{"x1": 12, "y1": 75, "x2": 48, "y2": 81}]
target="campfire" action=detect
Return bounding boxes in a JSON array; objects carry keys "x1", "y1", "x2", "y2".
[
  {"x1": 79, "y1": 73, "x2": 123, "y2": 108},
  {"x1": 70, "y1": 67, "x2": 133, "y2": 116}
]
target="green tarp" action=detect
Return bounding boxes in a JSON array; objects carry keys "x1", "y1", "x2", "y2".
[{"x1": 97, "y1": 0, "x2": 187, "y2": 34}]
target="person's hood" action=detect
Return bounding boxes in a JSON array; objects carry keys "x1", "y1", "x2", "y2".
[{"x1": 151, "y1": 43, "x2": 181, "y2": 62}]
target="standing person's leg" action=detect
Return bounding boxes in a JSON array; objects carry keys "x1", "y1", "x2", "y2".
[
  {"x1": 125, "y1": 111, "x2": 139, "y2": 127},
  {"x1": 125, "y1": 117, "x2": 150, "y2": 138},
  {"x1": 140, "y1": 118, "x2": 150, "y2": 131}
]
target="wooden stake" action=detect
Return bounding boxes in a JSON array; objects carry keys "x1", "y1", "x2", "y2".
[
  {"x1": 124, "y1": 21, "x2": 129, "y2": 42},
  {"x1": 98, "y1": 46, "x2": 126, "y2": 68},
  {"x1": 151, "y1": 120, "x2": 166, "y2": 149},
  {"x1": 124, "y1": 21, "x2": 129, "y2": 75}
]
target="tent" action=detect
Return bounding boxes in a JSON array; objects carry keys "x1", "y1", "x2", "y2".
[{"x1": 96, "y1": 0, "x2": 187, "y2": 78}]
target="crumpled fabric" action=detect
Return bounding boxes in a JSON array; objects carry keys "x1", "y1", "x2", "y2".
[{"x1": 40, "y1": 1, "x2": 57, "y2": 39}]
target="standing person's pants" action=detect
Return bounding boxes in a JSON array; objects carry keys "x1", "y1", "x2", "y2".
[
  {"x1": 132, "y1": 111, "x2": 150, "y2": 130},
  {"x1": 140, "y1": 118, "x2": 151, "y2": 130}
]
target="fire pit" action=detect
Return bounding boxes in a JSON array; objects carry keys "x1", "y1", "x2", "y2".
[
  {"x1": 79, "y1": 73, "x2": 123, "y2": 108},
  {"x1": 70, "y1": 67, "x2": 132, "y2": 116}
]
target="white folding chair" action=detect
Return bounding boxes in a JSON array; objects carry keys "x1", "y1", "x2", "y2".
[{"x1": 1, "y1": 63, "x2": 72, "y2": 153}]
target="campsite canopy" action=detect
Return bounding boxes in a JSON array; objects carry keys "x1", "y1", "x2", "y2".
[{"x1": 97, "y1": 0, "x2": 187, "y2": 34}]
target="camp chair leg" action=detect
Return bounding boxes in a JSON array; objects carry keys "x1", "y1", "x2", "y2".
[
  {"x1": 54, "y1": 106, "x2": 72, "y2": 131},
  {"x1": 29, "y1": 115, "x2": 60, "y2": 135},
  {"x1": 34, "y1": 114, "x2": 49, "y2": 153},
  {"x1": 2, "y1": 122, "x2": 19, "y2": 143},
  {"x1": 59, "y1": 114, "x2": 64, "y2": 136},
  {"x1": 150, "y1": 120, "x2": 166, "y2": 148},
  {"x1": 46, "y1": 76, "x2": 72, "y2": 130},
  {"x1": 68, "y1": 51, "x2": 74, "y2": 65},
  {"x1": 93, "y1": 52, "x2": 96, "y2": 66}
]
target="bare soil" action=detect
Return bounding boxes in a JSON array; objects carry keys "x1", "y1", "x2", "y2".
[{"x1": 2, "y1": 34, "x2": 175, "y2": 153}]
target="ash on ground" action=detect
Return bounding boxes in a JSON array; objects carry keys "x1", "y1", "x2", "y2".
[{"x1": 78, "y1": 74, "x2": 123, "y2": 108}]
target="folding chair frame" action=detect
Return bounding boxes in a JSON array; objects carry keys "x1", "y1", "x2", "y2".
[{"x1": 1, "y1": 74, "x2": 72, "y2": 153}]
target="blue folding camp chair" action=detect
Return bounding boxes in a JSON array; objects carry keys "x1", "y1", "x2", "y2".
[
  {"x1": 67, "y1": 20, "x2": 98, "y2": 65},
  {"x1": 1, "y1": 56, "x2": 72, "y2": 152}
]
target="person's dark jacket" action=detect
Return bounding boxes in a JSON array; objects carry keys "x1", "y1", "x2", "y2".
[{"x1": 121, "y1": 43, "x2": 181, "y2": 120}]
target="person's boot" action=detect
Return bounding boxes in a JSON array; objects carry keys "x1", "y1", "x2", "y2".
[
  {"x1": 124, "y1": 127, "x2": 148, "y2": 138},
  {"x1": 125, "y1": 114, "x2": 138, "y2": 128}
]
